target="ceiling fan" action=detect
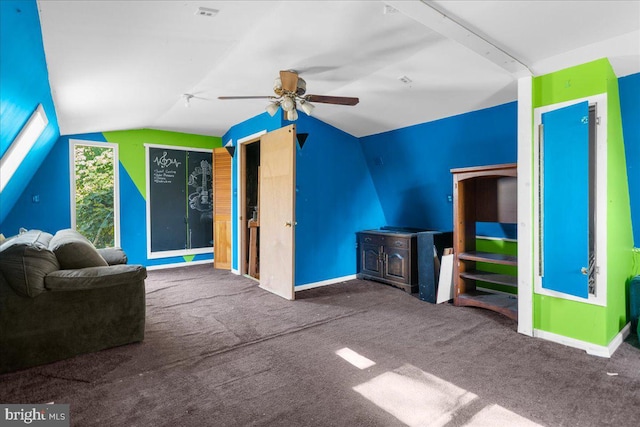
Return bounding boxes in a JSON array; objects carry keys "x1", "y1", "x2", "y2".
[{"x1": 218, "y1": 70, "x2": 359, "y2": 121}]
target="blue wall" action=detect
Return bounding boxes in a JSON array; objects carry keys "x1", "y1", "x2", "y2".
[
  {"x1": 619, "y1": 73, "x2": 640, "y2": 246},
  {"x1": 0, "y1": 0, "x2": 59, "y2": 224},
  {"x1": 360, "y1": 102, "x2": 518, "y2": 234},
  {"x1": 222, "y1": 111, "x2": 385, "y2": 286},
  {"x1": 1, "y1": 133, "x2": 105, "y2": 236},
  {"x1": 294, "y1": 114, "x2": 385, "y2": 285}
]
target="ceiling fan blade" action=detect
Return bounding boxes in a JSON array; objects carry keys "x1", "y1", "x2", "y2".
[
  {"x1": 305, "y1": 95, "x2": 359, "y2": 106},
  {"x1": 218, "y1": 96, "x2": 274, "y2": 100},
  {"x1": 280, "y1": 70, "x2": 299, "y2": 93}
]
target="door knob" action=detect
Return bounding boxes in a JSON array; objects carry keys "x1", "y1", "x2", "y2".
[
  {"x1": 581, "y1": 267, "x2": 588, "y2": 275},
  {"x1": 285, "y1": 221, "x2": 296, "y2": 227}
]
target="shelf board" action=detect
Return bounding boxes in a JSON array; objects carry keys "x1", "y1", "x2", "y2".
[
  {"x1": 459, "y1": 251, "x2": 517, "y2": 266},
  {"x1": 460, "y1": 270, "x2": 517, "y2": 287},
  {"x1": 456, "y1": 290, "x2": 518, "y2": 321}
]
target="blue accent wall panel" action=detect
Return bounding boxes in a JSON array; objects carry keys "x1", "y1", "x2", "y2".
[
  {"x1": 619, "y1": 73, "x2": 640, "y2": 247},
  {"x1": 541, "y1": 102, "x2": 589, "y2": 298},
  {"x1": 0, "y1": 0, "x2": 60, "y2": 224},
  {"x1": 360, "y1": 102, "x2": 517, "y2": 233}
]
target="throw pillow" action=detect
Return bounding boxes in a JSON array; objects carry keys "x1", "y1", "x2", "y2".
[{"x1": 49, "y1": 229, "x2": 108, "y2": 269}]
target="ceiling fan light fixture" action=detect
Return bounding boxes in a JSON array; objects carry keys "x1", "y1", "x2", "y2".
[
  {"x1": 273, "y1": 77, "x2": 283, "y2": 96},
  {"x1": 286, "y1": 109, "x2": 298, "y2": 121},
  {"x1": 266, "y1": 102, "x2": 280, "y2": 117},
  {"x1": 296, "y1": 78, "x2": 306, "y2": 96},
  {"x1": 281, "y1": 96, "x2": 296, "y2": 112},
  {"x1": 300, "y1": 101, "x2": 314, "y2": 116}
]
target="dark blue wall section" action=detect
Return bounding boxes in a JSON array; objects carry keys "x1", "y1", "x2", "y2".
[
  {"x1": 360, "y1": 102, "x2": 517, "y2": 233},
  {"x1": 619, "y1": 73, "x2": 640, "y2": 246},
  {"x1": 0, "y1": 0, "x2": 60, "y2": 224},
  {"x1": 294, "y1": 114, "x2": 386, "y2": 285}
]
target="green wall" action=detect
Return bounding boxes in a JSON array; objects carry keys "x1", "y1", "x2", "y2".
[
  {"x1": 102, "y1": 129, "x2": 222, "y2": 199},
  {"x1": 532, "y1": 59, "x2": 634, "y2": 347}
]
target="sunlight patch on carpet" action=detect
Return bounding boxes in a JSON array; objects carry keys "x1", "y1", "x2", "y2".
[
  {"x1": 336, "y1": 348, "x2": 376, "y2": 370},
  {"x1": 353, "y1": 364, "x2": 543, "y2": 427},
  {"x1": 353, "y1": 364, "x2": 477, "y2": 426},
  {"x1": 466, "y1": 404, "x2": 543, "y2": 427}
]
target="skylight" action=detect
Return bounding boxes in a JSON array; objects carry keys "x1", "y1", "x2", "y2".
[{"x1": 0, "y1": 104, "x2": 48, "y2": 192}]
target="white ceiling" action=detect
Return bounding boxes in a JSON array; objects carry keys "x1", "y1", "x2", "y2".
[{"x1": 37, "y1": 0, "x2": 640, "y2": 138}]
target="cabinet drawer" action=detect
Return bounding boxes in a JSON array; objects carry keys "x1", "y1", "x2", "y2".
[
  {"x1": 386, "y1": 237, "x2": 410, "y2": 250},
  {"x1": 358, "y1": 233, "x2": 384, "y2": 246}
]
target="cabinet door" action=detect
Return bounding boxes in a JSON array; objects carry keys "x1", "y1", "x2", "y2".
[
  {"x1": 541, "y1": 101, "x2": 589, "y2": 298},
  {"x1": 360, "y1": 243, "x2": 382, "y2": 278},
  {"x1": 383, "y1": 247, "x2": 410, "y2": 285}
]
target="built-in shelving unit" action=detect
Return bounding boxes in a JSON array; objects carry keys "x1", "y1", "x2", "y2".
[{"x1": 451, "y1": 163, "x2": 518, "y2": 321}]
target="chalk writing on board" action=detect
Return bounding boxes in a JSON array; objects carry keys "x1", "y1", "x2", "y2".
[
  {"x1": 153, "y1": 168, "x2": 177, "y2": 184},
  {"x1": 153, "y1": 151, "x2": 182, "y2": 168}
]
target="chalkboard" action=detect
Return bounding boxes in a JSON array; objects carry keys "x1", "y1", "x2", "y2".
[
  {"x1": 186, "y1": 151, "x2": 213, "y2": 249},
  {"x1": 147, "y1": 146, "x2": 213, "y2": 256}
]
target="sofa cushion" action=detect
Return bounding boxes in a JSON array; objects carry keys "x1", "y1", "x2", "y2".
[
  {"x1": 0, "y1": 230, "x2": 59, "y2": 297},
  {"x1": 45, "y1": 264, "x2": 147, "y2": 291},
  {"x1": 49, "y1": 229, "x2": 108, "y2": 269},
  {"x1": 97, "y1": 247, "x2": 128, "y2": 265}
]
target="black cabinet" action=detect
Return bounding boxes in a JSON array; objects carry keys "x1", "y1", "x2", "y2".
[{"x1": 357, "y1": 230, "x2": 417, "y2": 293}]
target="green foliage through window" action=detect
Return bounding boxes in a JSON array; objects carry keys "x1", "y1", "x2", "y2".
[{"x1": 74, "y1": 145, "x2": 115, "y2": 248}]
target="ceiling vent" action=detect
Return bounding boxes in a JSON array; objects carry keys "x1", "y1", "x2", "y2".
[{"x1": 195, "y1": 7, "x2": 219, "y2": 17}]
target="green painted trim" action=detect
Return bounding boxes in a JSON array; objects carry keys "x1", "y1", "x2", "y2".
[{"x1": 102, "y1": 129, "x2": 222, "y2": 198}]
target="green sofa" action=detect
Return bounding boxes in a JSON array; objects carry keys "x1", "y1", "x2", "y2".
[{"x1": 0, "y1": 229, "x2": 146, "y2": 373}]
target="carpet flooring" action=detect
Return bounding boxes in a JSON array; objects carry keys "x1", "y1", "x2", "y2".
[{"x1": 1, "y1": 264, "x2": 639, "y2": 426}]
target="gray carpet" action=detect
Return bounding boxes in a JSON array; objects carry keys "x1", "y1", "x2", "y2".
[{"x1": 1, "y1": 265, "x2": 639, "y2": 426}]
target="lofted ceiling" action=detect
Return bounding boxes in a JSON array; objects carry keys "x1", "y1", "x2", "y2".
[{"x1": 37, "y1": 0, "x2": 640, "y2": 138}]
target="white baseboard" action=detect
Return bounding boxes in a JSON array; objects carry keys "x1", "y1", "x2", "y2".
[
  {"x1": 295, "y1": 275, "x2": 358, "y2": 292},
  {"x1": 533, "y1": 322, "x2": 631, "y2": 358},
  {"x1": 146, "y1": 259, "x2": 213, "y2": 271}
]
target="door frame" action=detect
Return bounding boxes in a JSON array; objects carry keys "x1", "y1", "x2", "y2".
[
  {"x1": 532, "y1": 93, "x2": 608, "y2": 307},
  {"x1": 234, "y1": 130, "x2": 266, "y2": 275}
]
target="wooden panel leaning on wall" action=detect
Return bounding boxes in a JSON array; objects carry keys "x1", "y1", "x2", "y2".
[{"x1": 213, "y1": 148, "x2": 232, "y2": 270}]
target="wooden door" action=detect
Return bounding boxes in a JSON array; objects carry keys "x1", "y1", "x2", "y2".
[
  {"x1": 259, "y1": 125, "x2": 296, "y2": 300},
  {"x1": 213, "y1": 147, "x2": 232, "y2": 270}
]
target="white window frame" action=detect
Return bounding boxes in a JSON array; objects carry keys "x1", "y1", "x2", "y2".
[{"x1": 69, "y1": 139, "x2": 121, "y2": 247}]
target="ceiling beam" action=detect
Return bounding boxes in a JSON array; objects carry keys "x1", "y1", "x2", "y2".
[{"x1": 385, "y1": 0, "x2": 532, "y2": 77}]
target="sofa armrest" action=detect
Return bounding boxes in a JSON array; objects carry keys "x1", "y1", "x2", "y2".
[
  {"x1": 44, "y1": 265, "x2": 147, "y2": 291},
  {"x1": 97, "y1": 247, "x2": 128, "y2": 265}
]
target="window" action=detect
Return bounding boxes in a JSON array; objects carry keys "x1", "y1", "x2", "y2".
[
  {"x1": 70, "y1": 140, "x2": 120, "y2": 248},
  {"x1": 0, "y1": 104, "x2": 48, "y2": 192}
]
